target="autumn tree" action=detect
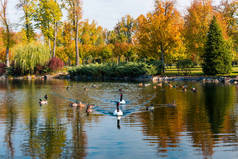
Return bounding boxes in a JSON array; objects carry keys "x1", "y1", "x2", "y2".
[
  {"x1": 112, "y1": 15, "x2": 135, "y2": 63},
  {"x1": 217, "y1": 0, "x2": 238, "y2": 56},
  {"x1": 135, "y1": 0, "x2": 183, "y2": 73},
  {"x1": 114, "y1": 15, "x2": 135, "y2": 43},
  {"x1": 184, "y1": 0, "x2": 213, "y2": 63},
  {"x1": 17, "y1": 0, "x2": 36, "y2": 42},
  {"x1": 56, "y1": 22, "x2": 75, "y2": 64},
  {"x1": 0, "y1": 0, "x2": 15, "y2": 67},
  {"x1": 65, "y1": 0, "x2": 82, "y2": 66},
  {"x1": 34, "y1": 0, "x2": 62, "y2": 57},
  {"x1": 202, "y1": 16, "x2": 232, "y2": 75},
  {"x1": 79, "y1": 20, "x2": 105, "y2": 63}
]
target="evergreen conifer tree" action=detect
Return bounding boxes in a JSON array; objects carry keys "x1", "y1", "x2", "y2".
[{"x1": 202, "y1": 16, "x2": 232, "y2": 75}]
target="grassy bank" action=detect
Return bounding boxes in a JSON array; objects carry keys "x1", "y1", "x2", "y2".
[
  {"x1": 68, "y1": 63, "x2": 238, "y2": 81},
  {"x1": 165, "y1": 66, "x2": 238, "y2": 76}
]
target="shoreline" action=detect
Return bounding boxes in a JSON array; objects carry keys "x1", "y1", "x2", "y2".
[{"x1": 1, "y1": 73, "x2": 238, "y2": 84}]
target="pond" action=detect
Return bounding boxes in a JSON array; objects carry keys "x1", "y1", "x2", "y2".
[{"x1": 0, "y1": 80, "x2": 238, "y2": 159}]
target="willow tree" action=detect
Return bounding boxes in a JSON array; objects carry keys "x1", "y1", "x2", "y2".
[
  {"x1": 13, "y1": 42, "x2": 51, "y2": 74},
  {"x1": 136, "y1": 0, "x2": 183, "y2": 73},
  {"x1": 65, "y1": 0, "x2": 82, "y2": 66},
  {"x1": 0, "y1": 0, "x2": 14, "y2": 67}
]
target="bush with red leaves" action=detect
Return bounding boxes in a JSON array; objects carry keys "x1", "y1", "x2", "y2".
[
  {"x1": 48, "y1": 57, "x2": 64, "y2": 72},
  {"x1": 0, "y1": 63, "x2": 6, "y2": 76}
]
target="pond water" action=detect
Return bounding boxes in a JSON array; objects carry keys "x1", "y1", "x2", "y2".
[{"x1": 0, "y1": 80, "x2": 238, "y2": 159}]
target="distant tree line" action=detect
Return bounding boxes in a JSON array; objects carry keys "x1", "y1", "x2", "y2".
[{"x1": 0, "y1": 0, "x2": 237, "y2": 75}]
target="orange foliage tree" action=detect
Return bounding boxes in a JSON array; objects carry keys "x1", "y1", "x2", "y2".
[
  {"x1": 183, "y1": 0, "x2": 214, "y2": 63},
  {"x1": 135, "y1": 0, "x2": 184, "y2": 72}
]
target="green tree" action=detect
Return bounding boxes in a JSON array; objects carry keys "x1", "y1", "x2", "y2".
[
  {"x1": 34, "y1": 0, "x2": 62, "y2": 57},
  {"x1": 202, "y1": 16, "x2": 232, "y2": 75},
  {"x1": 114, "y1": 15, "x2": 134, "y2": 43},
  {"x1": 17, "y1": 0, "x2": 36, "y2": 42}
]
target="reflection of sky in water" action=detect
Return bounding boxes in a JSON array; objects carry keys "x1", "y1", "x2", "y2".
[{"x1": 0, "y1": 80, "x2": 238, "y2": 158}]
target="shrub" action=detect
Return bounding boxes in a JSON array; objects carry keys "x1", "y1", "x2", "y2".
[
  {"x1": 0, "y1": 63, "x2": 6, "y2": 75},
  {"x1": 48, "y1": 57, "x2": 64, "y2": 72},
  {"x1": 147, "y1": 60, "x2": 163, "y2": 75},
  {"x1": 13, "y1": 42, "x2": 51, "y2": 75},
  {"x1": 68, "y1": 62, "x2": 159, "y2": 80},
  {"x1": 176, "y1": 59, "x2": 195, "y2": 75}
]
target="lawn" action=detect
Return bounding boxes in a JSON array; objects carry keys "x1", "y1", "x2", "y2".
[{"x1": 164, "y1": 66, "x2": 238, "y2": 77}]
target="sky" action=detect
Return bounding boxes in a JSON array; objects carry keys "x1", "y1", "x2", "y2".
[{"x1": 7, "y1": 0, "x2": 222, "y2": 31}]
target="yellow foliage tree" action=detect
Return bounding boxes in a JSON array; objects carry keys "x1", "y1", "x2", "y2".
[
  {"x1": 135, "y1": 0, "x2": 183, "y2": 72},
  {"x1": 184, "y1": 0, "x2": 214, "y2": 63}
]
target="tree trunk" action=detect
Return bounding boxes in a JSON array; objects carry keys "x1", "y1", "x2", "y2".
[
  {"x1": 75, "y1": 20, "x2": 79, "y2": 66},
  {"x1": 160, "y1": 44, "x2": 165, "y2": 74},
  {"x1": 6, "y1": 24, "x2": 10, "y2": 67},
  {"x1": 117, "y1": 56, "x2": 120, "y2": 65},
  {"x1": 6, "y1": 46, "x2": 9, "y2": 67},
  {"x1": 52, "y1": 22, "x2": 58, "y2": 57},
  {"x1": 48, "y1": 39, "x2": 52, "y2": 56}
]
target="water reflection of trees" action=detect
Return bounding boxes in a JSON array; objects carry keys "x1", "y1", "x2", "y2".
[
  {"x1": 0, "y1": 80, "x2": 17, "y2": 159},
  {"x1": 1, "y1": 81, "x2": 238, "y2": 158},
  {"x1": 136, "y1": 83, "x2": 238, "y2": 158},
  {"x1": 0, "y1": 80, "x2": 102, "y2": 158}
]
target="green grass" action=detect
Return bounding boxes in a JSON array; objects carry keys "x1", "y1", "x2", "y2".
[{"x1": 165, "y1": 66, "x2": 238, "y2": 77}]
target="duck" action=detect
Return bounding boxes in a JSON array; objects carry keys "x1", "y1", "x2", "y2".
[
  {"x1": 113, "y1": 102, "x2": 123, "y2": 116},
  {"x1": 70, "y1": 101, "x2": 86, "y2": 107},
  {"x1": 181, "y1": 85, "x2": 188, "y2": 89},
  {"x1": 168, "y1": 83, "x2": 173, "y2": 88},
  {"x1": 91, "y1": 84, "x2": 97, "y2": 88},
  {"x1": 153, "y1": 86, "x2": 157, "y2": 89},
  {"x1": 167, "y1": 101, "x2": 176, "y2": 107},
  {"x1": 157, "y1": 83, "x2": 163, "y2": 87},
  {"x1": 39, "y1": 99, "x2": 48, "y2": 105},
  {"x1": 146, "y1": 104, "x2": 154, "y2": 111},
  {"x1": 39, "y1": 94, "x2": 48, "y2": 105},
  {"x1": 138, "y1": 83, "x2": 143, "y2": 87},
  {"x1": 84, "y1": 87, "x2": 88, "y2": 91},
  {"x1": 191, "y1": 87, "x2": 197, "y2": 93},
  {"x1": 183, "y1": 87, "x2": 187, "y2": 92},
  {"x1": 119, "y1": 93, "x2": 126, "y2": 104},
  {"x1": 144, "y1": 83, "x2": 151, "y2": 87},
  {"x1": 86, "y1": 104, "x2": 94, "y2": 113}
]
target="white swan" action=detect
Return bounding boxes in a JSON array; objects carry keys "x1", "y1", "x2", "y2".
[{"x1": 113, "y1": 102, "x2": 123, "y2": 116}]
